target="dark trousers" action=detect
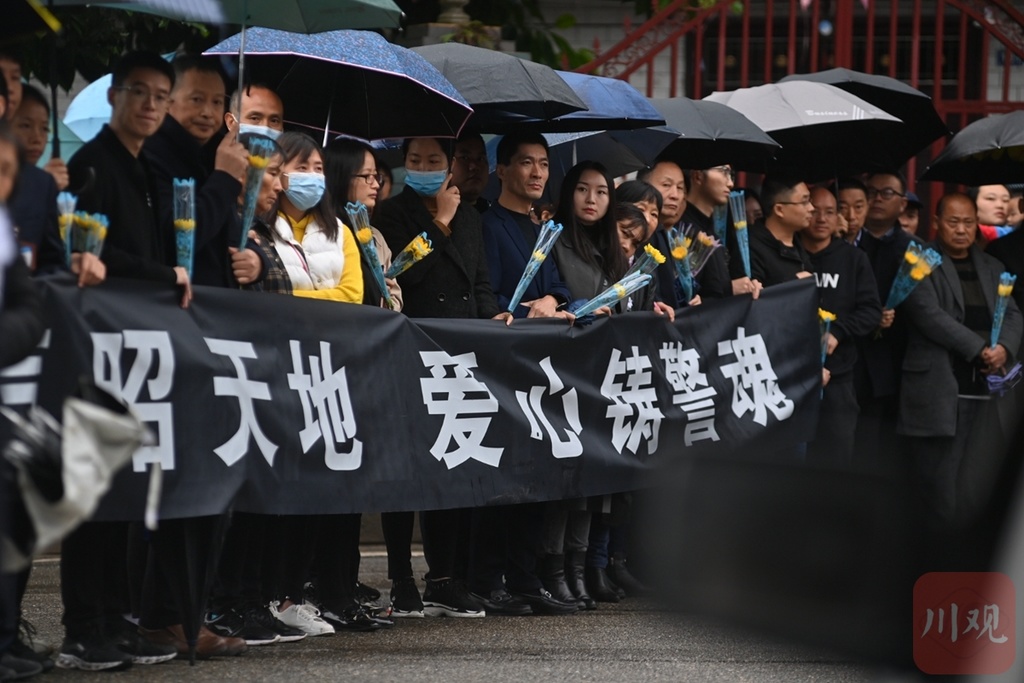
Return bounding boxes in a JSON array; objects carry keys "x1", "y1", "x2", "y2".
[
  {"x1": 0, "y1": 459, "x2": 19, "y2": 654},
  {"x1": 467, "y1": 503, "x2": 543, "y2": 594},
  {"x1": 808, "y1": 375, "x2": 859, "y2": 467},
  {"x1": 310, "y1": 514, "x2": 361, "y2": 609},
  {"x1": 264, "y1": 515, "x2": 317, "y2": 604},
  {"x1": 212, "y1": 512, "x2": 269, "y2": 610},
  {"x1": 381, "y1": 511, "x2": 414, "y2": 581},
  {"x1": 421, "y1": 508, "x2": 469, "y2": 582},
  {"x1": 61, "y1": 521, "x2": 130, "y2": 636}
]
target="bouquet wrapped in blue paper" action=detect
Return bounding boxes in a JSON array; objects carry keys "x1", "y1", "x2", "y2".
[
  {"x1": 711, "y1": 203, "x2": 728, "y2": 243},
  {"x1": 57, "y1": 192, "x2": 76, "y2": 267},
  {"x1": 884, "y1": 242, "x2": 943, "y2": 309},
  {"x1": 991, "y1": 272, "x2": 1017, "y2": 348},
  {"x1": 172, "y1": 178, "x2": 196, "y2": 278},
  {"x1": 572, "y1": 271, "x2": 653, "y2": 318},
  {"x1": 385, "y1": 232, "x2": 433, "y2": 280},
  {"x1": 686, "y1": 229, "x2": 721, "y2": 276},
  {"x1": 624, "y1": 243, "x2": 666, "y2": 278},
  {"x1": 728, "y1": 190, "x2": 750, "y2": 278},
  {"x1": 238, "y1": 137, "x2": 277, "y2": 250},
  {"x1": 345, "y1": 201, "x2": 392, "y2": 309},
  {"x1": 819, "y1": 308, "x2": 836, "y2": 365},
  {"x1": 506, "y1": 219, "x2": 563, "y2": 313},
  {"x1": 71, "y1": 212, "x2": 108, "y2": 258},
  {"x1": 667, "y1": 227, "x2": 694, "y2": 302}
]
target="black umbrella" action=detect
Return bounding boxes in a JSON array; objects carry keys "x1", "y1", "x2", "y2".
[
  {"x1": 647, "y1": 97, "x2": 781, "y2": 172},
  {"x1": 780, "y1": 68, "x2": 949, "y2": 165},
  {"x1": 920, "y1": 110, "x2": 1024, "y2": 185},
  {"x1": 1, "y1": 0, "x2": 60, "y2": 41},
  {"x1": 705, "y1": 81, "x2": 905, "y2": 180},
  {"x1": 410, "y1": 43, "x2": 587, "y2": 128}
]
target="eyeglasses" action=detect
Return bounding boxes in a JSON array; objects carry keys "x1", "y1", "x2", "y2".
[
  {"x1": 776, "y1": 199, "x2": 813, "y2": 207},
  {"x1": 354, "y1": 172, "x2": 383, "y2": 186},
  {"x1": 709, "y1": 165, "x2": 734, "y2": 179},
  {"x1": 866, "y1": 187, "x2": 905, "y2": 201},
  {"x1": 454, "y1": 154, "x2": 488, "y2": 166},
  {"x1": 112, "y1": 85, "x2": 170, "y2": 107}
]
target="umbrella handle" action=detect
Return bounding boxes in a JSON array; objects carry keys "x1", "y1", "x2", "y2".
[{"x1": 49, "y1": 0, "x2": 60, "y2": 159}]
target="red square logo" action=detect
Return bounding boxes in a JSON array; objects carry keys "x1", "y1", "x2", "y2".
[{"x1": 914, "y1": 572, "x2": 1015, "y2": 675}]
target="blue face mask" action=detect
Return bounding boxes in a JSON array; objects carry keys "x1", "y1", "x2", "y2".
[
  {"x1": 284, "y1": 172, "x2": 325, "y2": 212},
  {"x1": 405, "y1": 169, "x2": 448, "y2": 197},
  {"x1": 238, "y1": 123, "x2": 282, "y2": 141}
]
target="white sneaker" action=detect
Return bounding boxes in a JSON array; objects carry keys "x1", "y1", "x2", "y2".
[{"x1": 269, "y1": 601, "x2": 335, "y2": 636}]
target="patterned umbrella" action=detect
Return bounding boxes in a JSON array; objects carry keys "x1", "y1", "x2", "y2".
[{"x1": 205, "y1": 28, "x2": 473, "y2": 140}]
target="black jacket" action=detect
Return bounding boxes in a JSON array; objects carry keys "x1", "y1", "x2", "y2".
[
  {"x1": 0, "y1": 257, "x2": 45, "y2": 369},
  {"x1": 680, "y1": 203, "x2": 733, "y2": 298},
  {"x1": 806, "y1": 237, "x2": 882, "y2": 377},
  {"x1": 143, "y1": 116, "x2": 247, "y2": 288},
  {"x1": 375, "y1": 186, "x2": 500, "y2": 319},
  {"x1": 854, "y1": 225, "x2": 916, "y2": 399},
  {"x1": 67, "y1": 125, "x2": 176, "y2": 284},
  {"x1": 749, "y1": 221, "x2": 812, "y2": 287},
  {"x1": 9, "y1": 163, "x2": 65, "y2": 274},
  {"x1": 986, "y1": 228, "x2": 1024, "y2": 312}
]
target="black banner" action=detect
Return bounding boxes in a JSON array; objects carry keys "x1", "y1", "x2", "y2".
[{"x1": 1, "y1": 276, "x2": 822, "y2": 519}]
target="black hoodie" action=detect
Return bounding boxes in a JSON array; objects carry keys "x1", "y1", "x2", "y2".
[
  {"x1": 806, "y1": 237, "x2": 883, "y2": 377},
  {"x1": 749, "y1": 221, "x2": 812, "y2": 286}
]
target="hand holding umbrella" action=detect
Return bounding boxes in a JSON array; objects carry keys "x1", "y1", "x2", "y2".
[
  {"x1": 345, "y1": 201, "x2": 392, "y2": 309},
  {"x1": 173, "y1": 178, "x2": 196, "y2": 279},
  {"x1": 385, "y1": 232, "x2": 434, "y2": 280},
  {"x1": 507, "y1": 220, "x2": 563, "y2": 314}
]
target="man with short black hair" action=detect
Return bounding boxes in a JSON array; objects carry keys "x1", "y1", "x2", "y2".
[
  {"x1": 837, "y1": 177, "x2": 868, "y2": 243},
  {"x1": 749, "y1": 176, "x2": 813, "y2": 286},
  {"x1": 451, "y1": 131, "x2": 490, "y2": 213},
  {"x1": 225, "y1": 83, "x2": 284, "y2": 139}
]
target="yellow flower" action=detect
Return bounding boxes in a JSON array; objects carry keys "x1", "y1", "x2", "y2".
[
  {"x1": 532, "y1": 250, "x2": 546, "y2": 262},
  {"x1": 356, "y1": 227, "x2": 373, "y2": 244},
  {"x1": 818, "y1": 308, "x2": 837, "y2": 323},
  {"x1": 174, "y1": 219, "x2": 196, "y2": 231},
  {"x1": 904, "y1": 250, "x2": 919, "y2": 265},
  {"x1": 248, "y1": 154, "x2": 270, "y2": 169},
  {"x1": 671, "y1": 245, "x2": 687, "y2": 260},
  {"x1": 998, "y1": 283, "x2": 1015, "y2": 297},
  {"x1": 697, "y1": 233, "x2": 713, "y2": 246},
  {"x1": 734, "y1": 220, "x2": 747, "y2": 231},
  {"x1": 409, "y1": 236, "x2": 432, "y2": 259},
  {"x1": 909, "y1": 264, "x2": 931, "y2": 280},
  {"x1": 96, "y1": 226, "x2": 108, "y2": 241},
  {"x1": 644, "y1": 244, "x2": 666, "y2": 264},
  {"x1": 613, "y1": 284, "x2": 627, "y2": 299}
]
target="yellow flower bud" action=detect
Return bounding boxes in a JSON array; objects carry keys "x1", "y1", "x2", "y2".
[
  {"x1": 248, "y1": 154, "x2": 270, "y2": 169},
  {"x1": 174, "y1": 219, "x2": 196, "y2": 231},
  {"x1": 356, "y1": 227, "x2": 373, "y2": 244},
  {"x1": 998, "y1": 283, "x2": 1015, "y2": 297},
  {"x1": 818, "y1": 308, "x2": 837, "y2": 323},
  {"x1": 532, "y1": 250, "x2": 546, "y2": 262},
  {"x1": 613, "y1": 284, "x2": 627, "y2": 299},
  {"x1": 904, "y1": 251, "x2": 919, "y2": 265},
  {"x1": 671, "y1": 246, "x2": 687, "y2": 260},
  {"x1": 644, "y1": 244, "x2": 666, "y2": 264}
]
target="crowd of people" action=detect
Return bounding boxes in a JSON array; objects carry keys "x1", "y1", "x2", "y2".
[{"x1": 1, "y1": 45, "x2": 1022, "y2": 680}]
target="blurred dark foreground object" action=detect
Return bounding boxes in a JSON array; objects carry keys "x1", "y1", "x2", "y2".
[{"x1": 1, "y1": 379, "x2": 148, "y2": 573}]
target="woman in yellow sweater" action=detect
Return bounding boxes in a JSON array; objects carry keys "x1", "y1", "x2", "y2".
[{"x1": 271, "y1": 132, "x2": 362, "y2": 303}]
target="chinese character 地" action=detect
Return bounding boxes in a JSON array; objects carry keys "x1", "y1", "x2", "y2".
[
  {"x1": 717, "y1": 327, "x2": 794, "y2": 426},
  {"x1": 516, "y1": 356, "x2": 583, "y2": 459},
  {"x1": 204, "y1": 338, "x2": 277, "y2": 467},
  {"x1": 287, "y1": 340, "x2": 362, "y2": 471},
  {"x1": 659, "y1": 342, "x2": 720, "y2": 446},
  {"x1": 92, "y1": 330, "x2": 175, "y2": 472},
  {"x1": 600, "y1": 346, "x2": 663, "y2": 455},
  {"x1": 419, "y1": 351, "x2": 503, "y2": 469}
]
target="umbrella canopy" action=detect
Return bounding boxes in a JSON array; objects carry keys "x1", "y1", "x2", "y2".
[
  {"x1": 920, "y1": 110, "x2": 1024, "y2": 185},
  {"x1": 647, "y1": 97, "x2": 781, "y2": 172},
  {"x1": 411, "y1": 43, "x2": 587, "y2": 126},
  {"x1": 705, "y1": 81, "x2": 904, "y2": 180},
  {"x1": 205, "y1": 28, "x2": 473, "y2": 140},
  {"x1": 779, "y1": 68, "x2": 948, "y2": 164},
  {"x1": 484, "y1": 71, "x2": 664, "y2": 134},
  {"x1": 63, "y1": 73, "x2": 113, "y2": 143},
  {"x1": 56, "y1": 0, "x2": 403, "y2": 31}
]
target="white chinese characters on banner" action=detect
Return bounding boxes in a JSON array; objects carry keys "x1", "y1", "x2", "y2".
[
  {"x1": 660, "y1": 342, "x2": 720, "y2": 446},
  {"x1": 516, "y1": 356, "x2": 583, "y2": 458},
  {"x1": 92, "y1": 330, "x2": 175, "y2": 472},
  {"x1": 0, "y1": 330, "x2": 50, "y2": 407},
  {"x1": 288, "y1": 340, "x2": 362, "y2": 471},
  {"x1": 419, "y1": 350, "x2": 503, "y2": 469},
  {"x1": 717, "y1": 327, "x2": 794, "y2": 426},
  {"x1": 600, "y1": 346, "x2": 663, "y2": 455},
  {"x1": 204, "y1": 338, "x2": 277, "y2": 467}
]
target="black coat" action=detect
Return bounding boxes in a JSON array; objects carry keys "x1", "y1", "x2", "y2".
[
  {"x1": 9, "y1": 163, "x2": 65, "y2": 274},
  {"x1": 680, "y1": 203, "x2": 733, "y2": 298},
  {"x1": 854, "y1": 225, "x2": 916, "y2": 400},
  {"x1": 143, "y1": 116, "x2": 246, "y2": 288},
  {"x1": 375, "y1": 186, "x2": 499, "y2": 319},
  {"x1": 985, "y1": 228, "x2": 1024, "y2": 312},
  {"x1": 749, "y1": 221, "x2": 812, "y2": 287},
  {"x1": 0, "y1": 257, "x2": 45, "y2": 369},
  {"x1": 67, "y1": 125, "x2": 176, "y2": 283},
  {"x1": 806, "y1": 237, "x2": 882, "y2": 377}
]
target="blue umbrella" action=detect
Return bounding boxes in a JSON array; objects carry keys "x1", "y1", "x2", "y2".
[
  {"x1": 204, "y1": 28, "x2": 473, "y2": 140},
  {"x1": 483, "y1": 71, "x2": 665, "y2": 134},
  {"x1": 63, "y1": 74, "x2": 112, "y2": 143}
]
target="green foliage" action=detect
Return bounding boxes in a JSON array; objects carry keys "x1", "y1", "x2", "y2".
[
  {"x1": 440, "y1": 20, "x2": 496, "y2": 49},
  {"x1": 464, "y1": 0, "x2": 593, "y2": 68},
  {"x1": 7, "y1": 7, "x2": 216, "y2": 92}
]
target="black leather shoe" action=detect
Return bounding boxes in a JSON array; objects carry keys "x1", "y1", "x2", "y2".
[
  {"x1": 538, "y1": 553, "x2": 577, "y2": 605},
  {"x1": 585, "y1": 566, "x2": 621, "y2": 603},
  {"x1": 510, "y1": 588, "x2": 578, "y2": 615},
  {"x1": 608, "y1": 555, "x2": 651, "y2": 596},
  {"x1": 469, "y1": 589, "x2": 531, "y2": 616},
  {"x1": 567, "y1": 552, "x2": 597, "y2": 610}
]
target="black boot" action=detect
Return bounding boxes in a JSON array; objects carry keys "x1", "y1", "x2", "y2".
[
  {"x1": 538, "y1": 554, "x2": 577, "y2": 606},
  {"x1": 566, "y1": 552, "x2": 596, "y2": 610},
  {"x1": 585, "y1": 566, "x2": 621, "y2": 603},
  {"x1": 608, "y1": 553, "x2": 650, "y2": 597}
]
